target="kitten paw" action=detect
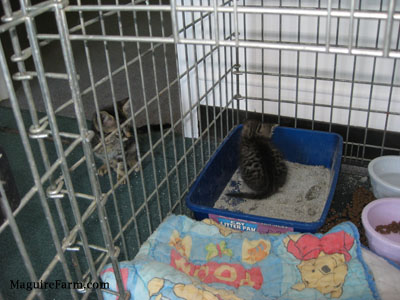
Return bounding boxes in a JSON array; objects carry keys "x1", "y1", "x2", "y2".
[
  {"x1": 128, "y1": 161, "x2": 140, "y2": 172},
  {"x1": 117, "y1": 175, "x2": 128, "y2": 185},
  {"x1": 98, "y1": 164, "x2": 108, "y2": 176},
  {"x1": 116, "y1": 163, "x2": 128, "y2": 184}
]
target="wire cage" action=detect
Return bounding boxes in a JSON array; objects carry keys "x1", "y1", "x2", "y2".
[{"x1": 0, "y1": 0, "x2": 399, "y2": 299}]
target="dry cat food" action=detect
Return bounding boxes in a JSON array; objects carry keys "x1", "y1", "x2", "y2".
[
  {"x1": 320, "y1": 187, "x2": 375, "y2": 246},
  {"x1": 375, "y1": 221, "x2": 400, "y2": 234}
]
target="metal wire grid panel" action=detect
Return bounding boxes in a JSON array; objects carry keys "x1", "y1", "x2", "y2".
[{"x1": 0, "y1": 0, "x2": 398, "y2": 299}]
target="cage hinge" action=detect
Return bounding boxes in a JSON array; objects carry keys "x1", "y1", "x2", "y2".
[
  {"x1": 11, "y1": 48, "x2": 32, "y2": 63},
  {"x1": 232, "y1": 64, "x2": 243, "y2": 75},
  {"x1": 47, "y1": 180, "x2": 65, "y2": 199},
  {"x1": 13, "y1": 71, "x2": 77, "y2": 81},
  {"x1": 234, "y1": 94, "x2": 244, "y2": 100},
  {"x1": 66, "y1": 245, "x2": 81, "y2": 252},
  {"x1": 76, "y1": 274, "x2": 91, "y2": 294},
  {"x1": 232, "y1": 32, "x2": 240, "y2": 38},
  {"x1": 29, "y1": 121, "x2": 49, "y2": 139},
  {"x1": 1, "y1": 10, "x2": 23, "y2": 23},
  {"x1": 13, "y1": 72, "x2": 34, "y2": 81}
]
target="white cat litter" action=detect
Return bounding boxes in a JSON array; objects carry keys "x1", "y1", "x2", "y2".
[{"x1": 214, "y1": 161, "x2": 332, "y2": 223}]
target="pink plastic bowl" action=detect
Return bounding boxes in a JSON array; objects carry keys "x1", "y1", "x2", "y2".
[{"x1": 361, "y1": 198, "x2": 400, "y2": 265}]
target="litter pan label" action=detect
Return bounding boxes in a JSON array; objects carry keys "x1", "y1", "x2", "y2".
[{"x1": 209, "y1": 214, "x2": 293, "y2": 234}]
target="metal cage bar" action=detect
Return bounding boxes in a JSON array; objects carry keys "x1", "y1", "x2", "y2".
[{"x1": 0, "y1": 0, "x2": 399, "y2": 299}]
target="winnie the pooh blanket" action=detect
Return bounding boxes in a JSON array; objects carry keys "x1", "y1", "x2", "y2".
[{"x1": 100, "y1": 215, "x2": 379, "y2": 299}]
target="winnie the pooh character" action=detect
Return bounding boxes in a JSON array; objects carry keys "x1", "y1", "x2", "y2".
[
  {"x1": 292, "y1": 252, "x2": 348, "y2": 298},
  {"x1": 284, "y1": 231, "x2": 354, "y2": 298}
]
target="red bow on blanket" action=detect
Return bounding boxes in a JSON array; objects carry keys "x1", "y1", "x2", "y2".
[{"x1": 287, "y1": 231, "x2": 355, "y2": 262}]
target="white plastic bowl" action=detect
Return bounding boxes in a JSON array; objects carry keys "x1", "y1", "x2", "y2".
[
  {"x1": 361, "y1": 198, "x2": 400, "y2": 265},
  {"x1": 368, "y1": 155, "x2": 400, "y2": 199}
]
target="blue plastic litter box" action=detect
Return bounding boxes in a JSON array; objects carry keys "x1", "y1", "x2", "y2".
[{"x1": 186, "y1": 125, "x2": 343, "y2": 233}]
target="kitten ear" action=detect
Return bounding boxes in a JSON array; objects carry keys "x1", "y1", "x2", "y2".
[
  {"x1": 121, "y1": 98, "x2": 131, "y2": 118},
  {"x1": 123, "y1": 126, "x2": 133, "y2": 138},
  {"x1": 121, "y1": 100, "x2": 134, "y2": 137},
  {"x1": 99, "y1": 111, "x2": 117, "y2": 133},
  {"x1": 270, "y1": 124, "x2": 279, "y2": 136}
]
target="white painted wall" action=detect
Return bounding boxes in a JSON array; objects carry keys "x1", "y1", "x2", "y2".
[{"x1": 178, "y1": 0, "x2": 400, "y2": 137}]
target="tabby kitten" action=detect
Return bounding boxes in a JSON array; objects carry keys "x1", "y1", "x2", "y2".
[
  {"x1": 227, "y1": 119, "x2": 287, "y2": 199},
  {"x1": 92, "y1": 98, "x2": 171, "y2": 183},
  {"x1": 91, "y1": 98, "x2": 138, "y2": 183}
]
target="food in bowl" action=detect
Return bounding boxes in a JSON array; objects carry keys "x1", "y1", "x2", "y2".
[
  {"x1": 375, "y1": 221, "x2": 400, "y2": 234},
  {"x1": 361, "y1": 198, "x2": 400, "y2": 265}
]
